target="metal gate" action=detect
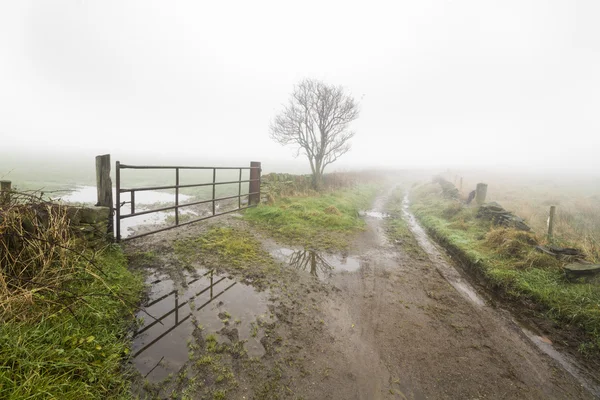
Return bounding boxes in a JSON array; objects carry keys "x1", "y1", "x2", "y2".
[{"x1": 115, "y1": 161, "x2": 261, "y2": 241}]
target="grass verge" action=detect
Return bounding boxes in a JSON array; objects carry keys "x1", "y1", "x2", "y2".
[
  {"x1": 0, "y1": 245, "x2": 143, "y2": 399},
  {"x1": 243, "y1": 185, "x2": 380, "y2": 250},
  {"x1": 410, "y1": 183, "x2": 600, "y2": 358}
]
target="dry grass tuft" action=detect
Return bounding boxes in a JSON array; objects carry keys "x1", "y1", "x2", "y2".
[
  {"x1": 485, "y1": 227, "x2": 538, "y2": 258},
  {"x1": 324, "y1": 205, "x2": 342, "y2": 215}
]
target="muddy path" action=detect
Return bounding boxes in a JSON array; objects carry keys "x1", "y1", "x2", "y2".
[{"x1": 124, "y1": 189, "x2": 597, "y2": 399}]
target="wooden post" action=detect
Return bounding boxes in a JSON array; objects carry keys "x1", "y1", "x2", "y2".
[
  {"x1": 249, "y1": 161, "x2": 261, "y2": 205},
  {"x1": 459, "y1": 177, "x2": 463, "y2": 192},
  {"x1": 0, "y1": 180, "x2": 11, "y2": 205},
  {"x1": 548, "y1": 206, "x2": 556, "y2": 239},
  {"x1": 95, "y1": 155, "x2": 113, "y2": 237},
  {"x1": 475, "y1": 183, "x2": 488, "y2": 205}
]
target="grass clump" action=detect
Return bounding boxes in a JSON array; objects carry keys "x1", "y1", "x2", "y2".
[
  {"x1": 410, "y1": 183, "x2": 600, "y2": 357},
  {"x1": 244, "y1": 185, "x2": 379, "y2": 250}
]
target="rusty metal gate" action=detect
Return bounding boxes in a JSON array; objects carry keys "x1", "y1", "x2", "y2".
[{"x1": 115, "y1": 161, "x2": 261, "y2": 241}]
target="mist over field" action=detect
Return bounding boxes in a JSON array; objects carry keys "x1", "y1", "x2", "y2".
[{"x1": 2, "y1": 0, "x2": 600, "y2": 178}]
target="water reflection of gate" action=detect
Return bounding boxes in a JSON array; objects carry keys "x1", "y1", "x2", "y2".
[{"x1": 133, "y1": 270, "x2": 236, "y2": 358}]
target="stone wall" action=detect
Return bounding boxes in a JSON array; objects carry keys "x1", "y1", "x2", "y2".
[{"x1": 66, "y1": 206, "x2": 111, "y2": 242}]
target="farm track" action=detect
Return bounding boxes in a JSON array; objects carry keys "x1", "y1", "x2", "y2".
[{"x1": 127, "y1": 189, "x2": 596, "y2": 399}]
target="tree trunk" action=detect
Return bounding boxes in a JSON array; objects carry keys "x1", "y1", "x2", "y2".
[
  {"x1": 312, "y1": 158, "x2": 323, "y2": 190},
  {"x1": 312, "y1": 172, "x2": 321, "y2": 190}
]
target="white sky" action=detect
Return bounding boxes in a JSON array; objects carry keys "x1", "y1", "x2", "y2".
[{"x1": 1, "y1": 0, "x2": 599, "y2": 173}]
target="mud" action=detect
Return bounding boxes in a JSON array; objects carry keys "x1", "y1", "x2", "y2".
[{"x1": 124, "y1": 188, "x2": 598, "y2": 399}]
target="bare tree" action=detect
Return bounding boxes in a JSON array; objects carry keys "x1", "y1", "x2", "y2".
[{"x1": 270, "y1": 79, "x2": 359, "y2": 189}]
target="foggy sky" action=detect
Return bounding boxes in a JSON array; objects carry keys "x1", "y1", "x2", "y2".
[{"x1": 1, "y1": 1, "x2": 599, "y2": 173}]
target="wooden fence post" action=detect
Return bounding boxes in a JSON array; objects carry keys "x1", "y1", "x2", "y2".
[
  {"x1": 0, "y1": 180, "x2": 11, "y2": 205},
  {"x1": 547, "y1": 205, "x2": 556, "y2": 239},
  {"x1": 95, "y1": 155, "x2": 113, "y2": 237},
  {"x1": 475, "y1": 183, "x2": 488, "y2": 205},
  {"x1": 249, "y1": 161, "x2": 261, "y2": 205}
]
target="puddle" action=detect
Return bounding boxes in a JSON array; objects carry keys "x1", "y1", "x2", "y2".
[
  {"x1": 271, "y1": 248, "x2": 361, "y2": 280},
  {"x1": 132, "y1": 269, "x2": 274, "y2": 382},
  {"x1": 359, "y1": 210, "x2": 389, "y2": 219},
  {"x1": 401, "y1": 194, "x2": 486, "y2": 307}
]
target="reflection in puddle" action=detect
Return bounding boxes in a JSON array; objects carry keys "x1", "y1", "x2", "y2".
[
  {"x1": 271, "y1": 248, "x2": 361, "y2": 280},
  {"x1": 132, "y1": 269, "x2": 273, "y2": 382},
  {"x1": 359, "y1": 210, "x2": 389, "y2": 219}
]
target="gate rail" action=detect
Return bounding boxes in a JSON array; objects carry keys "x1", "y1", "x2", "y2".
[{"x1": 115, "y1": 161, "x2": 261, "y2": 241}]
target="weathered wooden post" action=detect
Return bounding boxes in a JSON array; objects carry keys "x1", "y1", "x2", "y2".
[
  {"x1": 95, "y1": 154, "x2": 113, "y2": 237},
  {"x1": 0, "y1": 180, "x2": 11, "y2": 205},
  {"x1": 249, "y1": 161, "x2": 261, "y2": 205},
  {"x1": 475, "y1": 183, "x2": 488, "y2": 205},
  {"x1": 547, "y1": 205, "x2": 556, "y2": 240}
]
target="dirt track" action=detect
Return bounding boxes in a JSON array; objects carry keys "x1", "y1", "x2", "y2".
[{"x1": 127, "y1": 190, "x2": 597, "y2": 399}]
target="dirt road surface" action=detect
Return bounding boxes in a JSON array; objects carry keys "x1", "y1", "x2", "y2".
[{"x1": 127, "y1": 189, "x2": 598, "y2": 399}]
